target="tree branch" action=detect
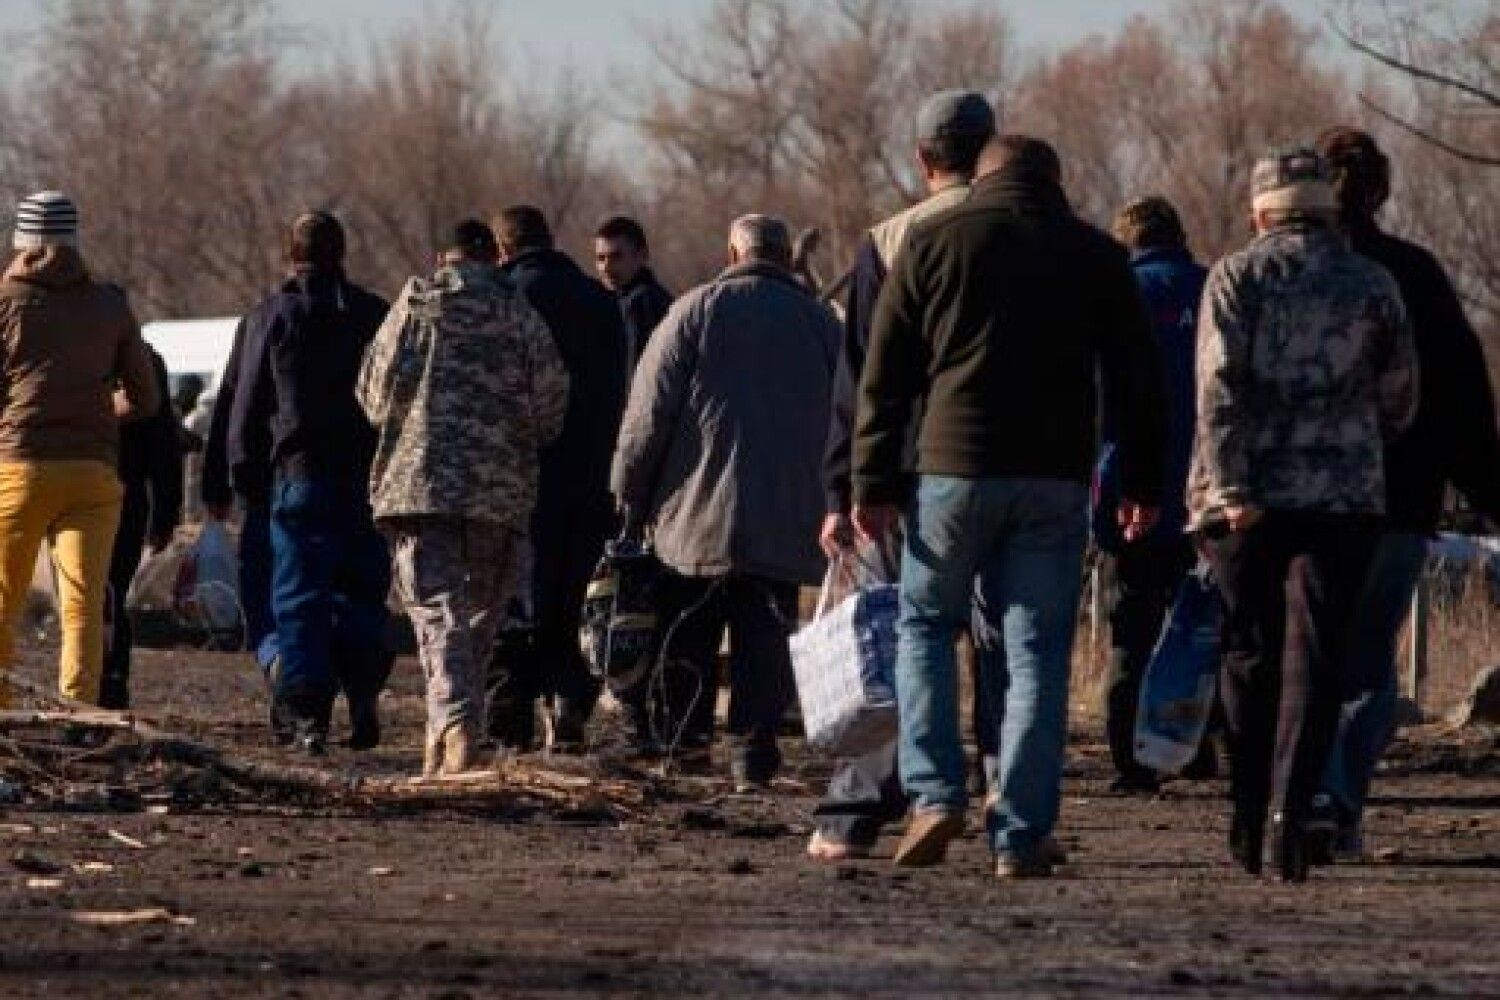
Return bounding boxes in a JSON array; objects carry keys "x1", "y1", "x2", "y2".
[
  {"x1": 1331, "y1": 16, "x2": 1500, "y2": 111},
  {"x1": 1358, "y1": 93, "x2": 1500, "y2": 167}
]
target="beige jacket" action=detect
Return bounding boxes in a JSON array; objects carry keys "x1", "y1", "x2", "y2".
[{"x1": 0, "y1": 247, "x2": 159, "y2": 465}]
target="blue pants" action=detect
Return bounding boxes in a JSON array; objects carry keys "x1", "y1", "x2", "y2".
[
  {"x1": 1322, "y1": 532, "x2": 1428, "y2": 822},
  {"x1": 239, "y1": 500, "x2": 278, "y2": 672},
  {"x1": 896, "y1": 475, "x2": 1088, "y2": 857},
  {"x1": 270, "y1": 477, "x2": 392, "y2": 710}
]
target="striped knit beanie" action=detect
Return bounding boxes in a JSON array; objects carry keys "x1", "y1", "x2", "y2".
[{"x1": 13, "y1": 191, "x2": 79, "y2": 250}]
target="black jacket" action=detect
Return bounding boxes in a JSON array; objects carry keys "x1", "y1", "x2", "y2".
[
  {"x1": 227, "y1": 269, "x2": 388, "y2": 495},
  {"x1": 118, "y1": 347, "x2": 183, "y2": 543},
  {"x1": 202, "y1": 318, "x2": 254, "y2": 508},
  {"x1": 503, "y1": 247, "x2": 629, "y2": 515},
  {"x1": 618, "y1": 267, "x2": 674, "y2": 365},
  {"x1": 1348, "y1": 222, "x2": 1500, "y2": 532},
  {"x1": 854, "y1": 172, "x2": 1167, "y2": 507},
  {"x1": 824, "y1": 235, "x2": 886, "y2": 514}
]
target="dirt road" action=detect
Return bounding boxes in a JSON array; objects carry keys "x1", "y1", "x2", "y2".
[{"x1": 3, "y1": 649, "x2": 1499, "y2": 998}]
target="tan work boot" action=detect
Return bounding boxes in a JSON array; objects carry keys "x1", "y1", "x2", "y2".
[
  {"x1": 893, "y1": 807, "x2": 965, "y2": 867},
  {"x1": 440, "y1": 725, "x2": 480, "y2": 776},
  {"x1": 422, "y1": 734, "x2": 443, "y2": 779}
]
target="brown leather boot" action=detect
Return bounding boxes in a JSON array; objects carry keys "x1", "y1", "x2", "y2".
[{"x1": 893, "y1": 808, "x2": 965, "y2": 867}]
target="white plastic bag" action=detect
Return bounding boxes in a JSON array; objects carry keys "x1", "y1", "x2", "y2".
[
  {"x1": 789, "y1": 558, "x2": 900, "y2": 755},
  {"x1": 173, "y1": 521, "x2": 242, "y2": 636}
]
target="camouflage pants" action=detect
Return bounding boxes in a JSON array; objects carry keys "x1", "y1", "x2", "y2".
[{"x1": 392, "y1": 518, "x2": 519, "y2": 748}]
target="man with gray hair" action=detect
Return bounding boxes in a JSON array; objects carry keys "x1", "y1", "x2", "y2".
[{"x1": 612, "y1": 213, "x2": 840, "y2": 789}]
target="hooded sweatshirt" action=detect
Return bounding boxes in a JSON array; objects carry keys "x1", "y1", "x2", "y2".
[{"x1": 0, "y1": 246, "x2": 159, "y2": 465}]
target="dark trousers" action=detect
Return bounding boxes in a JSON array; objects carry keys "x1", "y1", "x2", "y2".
[
  {"x1": 101, "y1": 487, "x2": 151, "y2": 709},
  {"x1": 487, "y1": 504, "x2": 609, "y2": 740},
  {"x1": 1104, "y1": 536, "x2": 1196, "y2": 782},
  {"x1": 269, "y1": 477, "x2": 393, "y2": 718},
  {"x1": 654, "y1": 573, "x2": 798, "y2": 780},
  {"x1": 1203, "y1": 511, "x2": 1379, "y2": 832}
]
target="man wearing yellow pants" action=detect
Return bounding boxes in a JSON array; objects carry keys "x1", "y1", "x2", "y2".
[{"x1": 0, "y1": 192, "x2": 159, "y2": 706}]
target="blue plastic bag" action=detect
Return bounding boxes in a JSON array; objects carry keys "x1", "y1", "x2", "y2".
[{"x1": 1134, "y1": 562, "x2": 1222, "y2": 775}]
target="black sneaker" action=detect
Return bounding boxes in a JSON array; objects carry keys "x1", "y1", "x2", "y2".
[
  {"x1": 1108, "y1": 771, "x2": 1161, "y2": 795},
  {"x1": 268, "y1": 695, "x2": 297, "y2": 747},
  {"x1": 293, "y1": 718, "x2": 329, "y2": 756},
  {"x1": 730, "y1": 757, "x2": 774, "y2": 794},
  {"x1": 98, "y1": 671, "x2": 130, "y2": 711},
  {"x1": 549, "y1": 704, "x2": 590, "y2": 755},
  {"x1": 1303, "y1": 794, "x2": 1342, "y2": 868},
  {"x1": 347, "y1": 692, "x2": 381, "y2": 751},
  {"x1": 1230, "y1": 808, "x2": 1264, "y2": 876},
  {"x1": 1181, "y1": 739, "x2": 1220, "y2": 780},
  {"x1": 487, "y1": 698, "x2": 539, "y2": 753}
]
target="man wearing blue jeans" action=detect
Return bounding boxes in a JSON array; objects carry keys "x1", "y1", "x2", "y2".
[
  {"x1": 1314, "y1": 129, "x2": 1500, "y2": 855},
  {"x1": 852, "y1": 135, "x2": 1166, "y2": 878},
  {"x1": 230, "y1": 212, "x2": 393, "y2": 754}
]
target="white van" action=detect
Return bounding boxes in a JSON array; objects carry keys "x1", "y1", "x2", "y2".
[{"x1": 141, "y1": 317, "x2": 240, "y2": 395}]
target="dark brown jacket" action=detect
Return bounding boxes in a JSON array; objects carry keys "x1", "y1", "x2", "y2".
[
  {"x1": 0, "y1": 247, "x2": 159, "y2": 465},
  {"x1": 854, "y1": 171, "x2": 1166, "y2": 507}
]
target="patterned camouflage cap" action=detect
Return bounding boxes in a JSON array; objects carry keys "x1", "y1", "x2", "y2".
[{"x1": 1251, "y1": 147, "x2": 1337, "y2": 214}]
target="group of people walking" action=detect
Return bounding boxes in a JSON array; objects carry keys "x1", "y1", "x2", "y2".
[{"x1": 0, "y1": 86, "x2": 1496, "y2": 885}]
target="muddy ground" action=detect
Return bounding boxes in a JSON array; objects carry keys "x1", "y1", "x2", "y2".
[{"x1": 3, "y1": 645, "x2": 1499, "y2": 999}]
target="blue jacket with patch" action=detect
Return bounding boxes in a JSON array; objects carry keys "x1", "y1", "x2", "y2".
[{"x1": 1095, "y1": 246, "x2": 1206, "y2": 549}]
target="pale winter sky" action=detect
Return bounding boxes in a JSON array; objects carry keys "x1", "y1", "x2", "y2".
[{"x1": 0, "y1": 0, "x2": 1334, "y2": 77}]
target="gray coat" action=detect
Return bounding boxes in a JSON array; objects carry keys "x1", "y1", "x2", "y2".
[{"x1": 612, "y1": 262, "x2": 840, "y2": 585}]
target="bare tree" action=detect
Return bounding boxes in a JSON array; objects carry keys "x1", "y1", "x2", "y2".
[
  {"x1": 1335, "y1": 1, "x2": 1500, "y2": 387},
  {"x1": 631, "y1": 0, "x2": 1010, "y2": 284},
  {"x1": 1010, "y1": 0, "x2": 1348, "y2": 260},
  {"x1": 13, "y1": 0, "x2": 283, "y2": 315},
  {"x1": 1332, "y1": 1, "x2": 1500, "y2": 166}
]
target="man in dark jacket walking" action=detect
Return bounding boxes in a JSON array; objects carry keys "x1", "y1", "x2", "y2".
[
  {"x1": 809, "y1": 89, "x2": 996, "y2": 862},
  {"x1": 102, "y1": 346, "x2": 182, "y2": 708},
  {"x1": 493, "y1": 205, "x2": 630, "y2": 751},
  {"x1": 614, "y1": 214, "x2": 839, "y2": 788},
  {"x1": 230, "y1": 212, "x2": 393, "y2": 754},
  {"x1": 853, "y1": 136, "x2": 1167, "y2": 877},
  {"x1": 1095, "y1": 196, "x2": 1208, "y2": 792},
  {"x1": 1315, "y1": 128, "x2": 1500, "y2": 856},
  {"x1": 594, "y1": 216, "x2": 673, "y2": 366},
  {"x1": 203, "y1": 320, "x2": 278, "y2": 679}
]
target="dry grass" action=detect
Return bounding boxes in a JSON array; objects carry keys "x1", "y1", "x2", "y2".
[
  {"x1": 1415, "y1": 565, "x2": 1499, "y2": 718},
  {"x1": 1070, "y1": 559, "x2": 1499, "y2": 725}
]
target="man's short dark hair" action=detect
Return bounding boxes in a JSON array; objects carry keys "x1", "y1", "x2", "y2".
[
  {"x1": 917, "y1": 132, "x2": 991, "y2": 178},
  {"x1": 1316, "y1": 126, "x2": 1391, "y2": 225},
  {"x1": 446, "y1": 218, "x2": 499, "y2": 260},
  {"x1": 287, "y1": 210, "x2": 346, "y2": 269},
  {"x1": 1113, "y1": 196, "x2": 1188, "y2": 252},
  {"x1": 980, "y1": 134, "x2": 1062, "y2": 185},
  {"x1": 595, "y1": 215, "x2": 649, "y2": 251},
  {"x1": 495, "y1": 205, "x2": 553, "y2": 252}
]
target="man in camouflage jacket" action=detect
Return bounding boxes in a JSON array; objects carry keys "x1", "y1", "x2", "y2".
[
  {"x1": 1188, "y1": 149, "x2": 1417, "y2": 881},
  {"x1": 357, "y1": 221, "x2": 569, "y2": 776}
]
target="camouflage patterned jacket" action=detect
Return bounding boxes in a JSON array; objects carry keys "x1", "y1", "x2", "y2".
[
  {"x1": 357, "y1": 262, "x2": 569, "y2": 531},
  {"x1": 1187, "y1": 222, "x2": 1418, "y2": 529}
]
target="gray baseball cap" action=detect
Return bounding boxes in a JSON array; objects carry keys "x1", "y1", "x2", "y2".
[{"x1": 916, "y1": 90, "x2": 996, "y2": 142}]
